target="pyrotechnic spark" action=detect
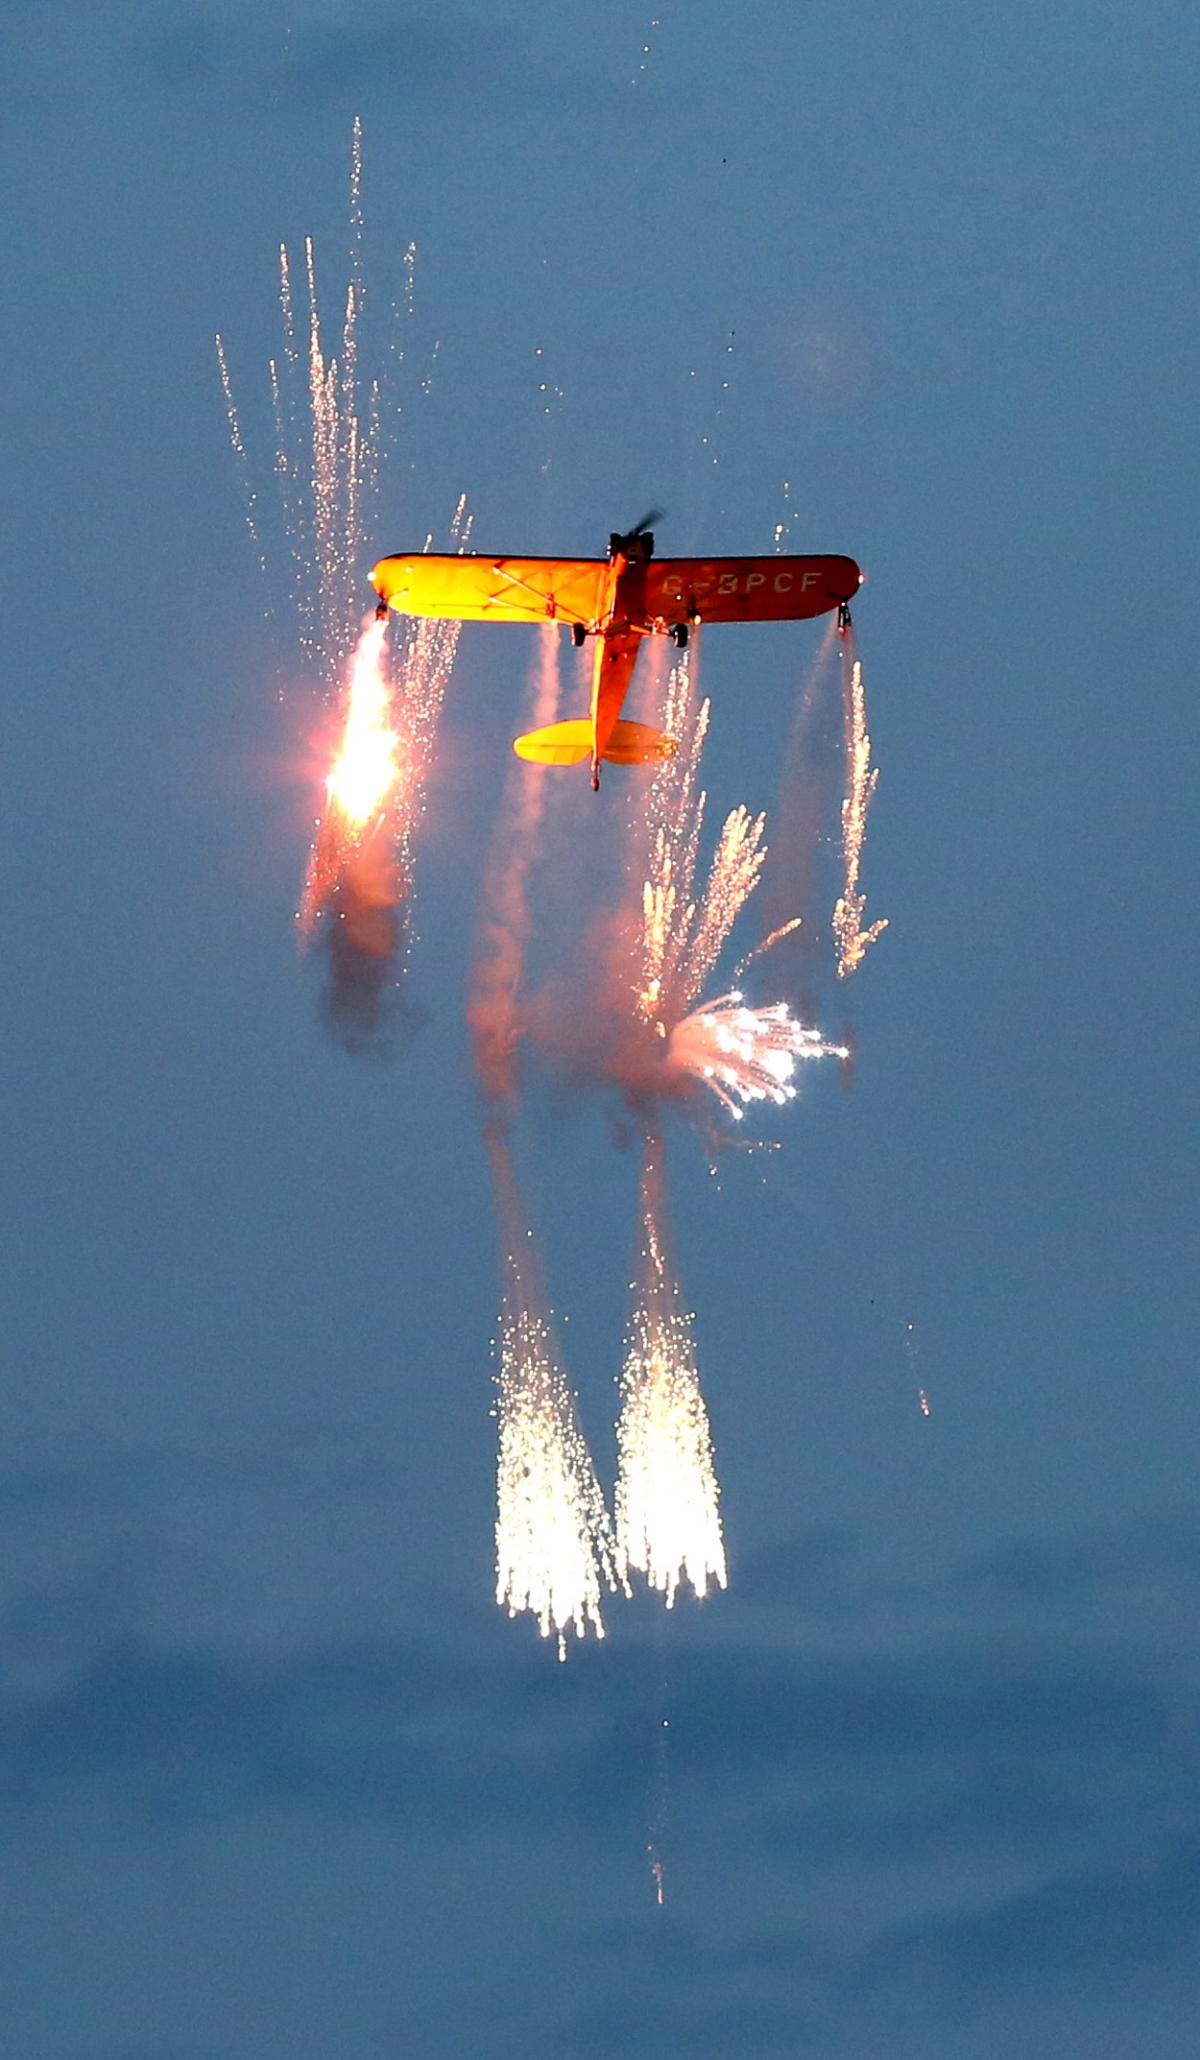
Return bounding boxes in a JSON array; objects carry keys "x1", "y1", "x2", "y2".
[
  {"x1": 491, "y1": 1140, "x2": 618, "y2": 1657},
  {"x1": 624, "y1": 652, "x2": 844, "y2": 1120},
  {"x1": 325, "y1": 617, "x2": 398, "y2": 827},
  {"x1": 616, "y1": 1138, "x2": 726, "y2": 1605},
  {"x1": 734, "y1": 916, "x2": 805, "y2": 978},
  {"x1": 632, "y1": 13, "x2": 662, "y2": 83},
  {"x1": 298, "y1": 616, "x2": 403, "y2": 937},
  {"x1": 667, "y1": 991, "x2": 848, "y2": 1121},
  {"x1": 833, "y1": 653, "x2": 888, "y2": 978}
]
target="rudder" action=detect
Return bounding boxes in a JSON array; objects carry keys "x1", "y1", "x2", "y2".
[{"x1": 600, "y1": 720, "x2": 677, "y2": 766}]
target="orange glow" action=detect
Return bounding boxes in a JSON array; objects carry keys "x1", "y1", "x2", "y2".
[{"x1": 325, "y1": 616, "x2": 399, "y2": 829}]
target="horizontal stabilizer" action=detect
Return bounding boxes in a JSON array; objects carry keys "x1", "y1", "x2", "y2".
[
  {"x1": 513, "y1": 719, "x2": 591, "y2": 766},
  {"x1": 513, "y1": 718, "x2": 677, "y2": 769}
]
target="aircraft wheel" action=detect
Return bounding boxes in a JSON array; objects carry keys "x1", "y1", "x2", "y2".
[
  {"x1": 571, "y1": 624, "x2": 586, "y2": 647},
  {"x1": 670, "y1": 622, "x2": 689, "y2": 649}
]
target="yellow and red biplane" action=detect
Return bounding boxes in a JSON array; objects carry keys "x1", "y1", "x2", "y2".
[{"x1": 370, "y1": 523, "x2": 861, "y2": 789}]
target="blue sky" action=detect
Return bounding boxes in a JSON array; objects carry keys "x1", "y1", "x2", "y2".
[{"x1": 1, "y1": 3, "x2": 1197, "y2": 2054}]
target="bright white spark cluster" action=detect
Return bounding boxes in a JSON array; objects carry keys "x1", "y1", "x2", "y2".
[
  {"x1": 615, "y1": 1155, "x2": 726, "y2": 1604},
  {"x1": 668, "y1": 991, "x2": 848, "y2": 1120},
  {"x1": 495, "y1": 1296, "x2": 618, "y2": 1658}
]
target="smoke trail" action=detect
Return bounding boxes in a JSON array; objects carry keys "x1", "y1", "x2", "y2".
[
  {"x1": 833, "y1": 640, "x2": 888, "y2": 978},
  {"x1": 758, "y1": 615, "x2": 840, "y2": 968},
  {"x1": 616, "y1": 1133, "x2": 726, "y2": 1605},
  {"x1": 213, "y1": 333, "x2": 267, "y2": 582},
  {"x1": 488, "y1": 1131, "x2": 619, "y2": 1657},
  {"x1": 469, "y1": 625, "x2": 562, "y2": 1107}
]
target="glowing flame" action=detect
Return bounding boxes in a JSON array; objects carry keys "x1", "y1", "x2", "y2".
[
  {"x1": 325, "y1": 617, "x2": 399, "y2": 828},
  {"x1": 495, "y1": 1298, "x2": 619, "y2": 1656},
  {"x1": 616, "y1": 1140, "x2": 726, "y2": 1605}
]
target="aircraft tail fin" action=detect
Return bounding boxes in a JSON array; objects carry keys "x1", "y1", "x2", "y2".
[
  {"x1": 513, "y1": 718, "x2": 676, "y2": 768},
  {"x1": 598, "y1": 719, "x2": 677, "y2": 766}
]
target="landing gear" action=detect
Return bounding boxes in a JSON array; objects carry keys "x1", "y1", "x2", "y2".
[
  {"x1": 670, "y1": 622, "x2": 689, "y2": 650},
  {"x1": 591, "y1": 768, "x2": 601, "y2": 792},
  {"x1": 571, "y1": 623, "x2": 587, "y2": 647},
  {"x1": 375, "y1": 600, "x2": 389, "y2": 621},
  {"x1": 837, "y1": 600, "x2": 852, "y2": 635}
]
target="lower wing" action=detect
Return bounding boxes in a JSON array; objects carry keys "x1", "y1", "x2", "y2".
[
  {"x1": 644, "y1": 554, "x2": 861, "y2": 625},
  {"x1": 370, "y1": 554, "x2": 609, "y2": 626}
]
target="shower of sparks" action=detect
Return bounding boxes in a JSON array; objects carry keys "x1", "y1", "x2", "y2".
[
  {"x1": 625, "y1": 651, "x2": 844, "y2": 1119},
  {"x1": 490, "y1": 1141, "x2": 619, "y2": 1658},
  {"x1": 616, "y1": 1137, "x2": 726, "y2": 1605},
  {"x1": 298, "y1": 616, "x2": 402, "y2": 936},
  {"x1": 773, "y1": 478, "x2": 794, "y2": 552},
  {"x1": 833, "y1": 652, "x2": 888, "y2": 978},
  {"x1": 215, "y1": 124, "x2": 474, "y2": 960},
  {"x1": 298, "y1": 533, "x2": 468, "y2": 945},
  {"x1": 667, "y1": 991, "x2": 848, "y2": 1121}
]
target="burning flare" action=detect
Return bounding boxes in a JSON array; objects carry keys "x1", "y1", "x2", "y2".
[
  {"x1": 326, "y1": 616, "x2": 399, "y2": 827},
  {"x1": 616, "y1": 1137, "x2": 726, "y2": 1605},
  {"x1": 298, "y1": 616, "x2": 406, "y2": 938}
]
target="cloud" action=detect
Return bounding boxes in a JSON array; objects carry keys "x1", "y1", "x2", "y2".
[
  {"x1": 3, "y1": 1516, "x2": 1198, "y2": 2053},
  {"x1": 2, "y1": 2, "x2": 508, "y2": 119},
  {"x1": 129, "y1": 6, "x2": 493, "y2": 116}
]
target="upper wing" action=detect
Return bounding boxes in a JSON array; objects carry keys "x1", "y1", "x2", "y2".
[
  {"x1": 644, "y1": 554, "x2": 861, "y2": 626},
  {"x1": 370, "y1": 554, "x2": 610, "y2": 627}
]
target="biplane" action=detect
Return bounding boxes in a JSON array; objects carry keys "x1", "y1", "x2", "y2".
[{"x1": 370, "y1": 521, "x2": 861, "y2": 790}]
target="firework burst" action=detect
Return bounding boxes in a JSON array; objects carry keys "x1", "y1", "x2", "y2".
[{"x1": 618, "y1": 648, "x2": 845, "y2": 1120}]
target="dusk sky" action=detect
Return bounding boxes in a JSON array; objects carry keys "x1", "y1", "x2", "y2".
[{"x1": 2, "y1": 3, "x2": 1198, "y2": 2055}]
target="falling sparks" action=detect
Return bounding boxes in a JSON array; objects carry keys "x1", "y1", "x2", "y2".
[
  {"x1": 216, "y1": 126, "x2": 475, "y2": 983},
  {"x1": 833, "y1": 652, "x2": 888, "y2": 978},
  {"x1": 470, "y1": 625, "x2": 562, "y2": 1105},
  {"x1": 624, "y1": 650, "x2": 845, "y2": 1120},
  {"x1": 616, "y1": 1137, "x2": 726, "y2": 1605},
  {"x1": 668, "y1": 991, "x2": 848, "y2": 1121},
  {"x1": 213, "y1": 332, "x2": 267, "y2": 579},
  {"x1": 490, "y1": 1139, "x2": 618, "y2": 1657}
]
